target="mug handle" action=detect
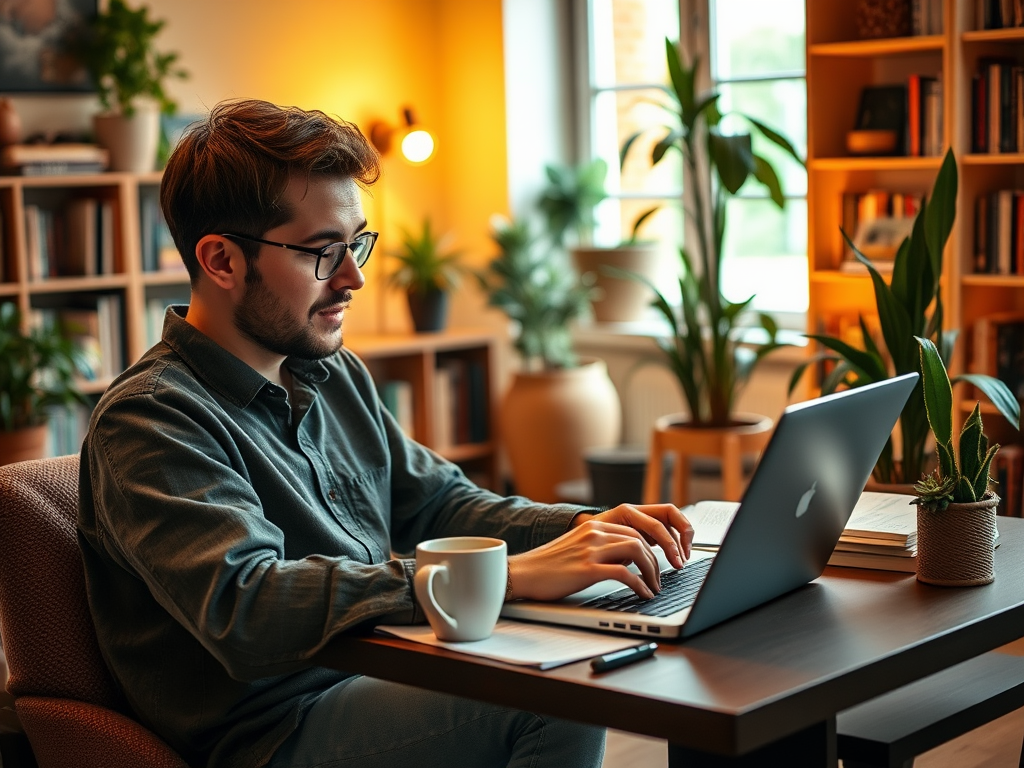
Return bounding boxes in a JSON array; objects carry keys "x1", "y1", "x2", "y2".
[{"x1": 414, "y1": 563, "x2": 458, "y2": 634}]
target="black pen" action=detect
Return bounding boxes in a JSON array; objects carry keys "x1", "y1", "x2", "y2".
[{"x1": 590, "y1": 642, "x2": 658, "y2": 673}]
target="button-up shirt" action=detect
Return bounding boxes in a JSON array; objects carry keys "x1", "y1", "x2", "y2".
[{"x1": 78, "y1": 306, "x2": 583, "y2": 768}]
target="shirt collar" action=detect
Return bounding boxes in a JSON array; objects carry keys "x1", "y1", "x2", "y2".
[{"x1": 161, "y1": 305, "x2": 330, "y2": 407}]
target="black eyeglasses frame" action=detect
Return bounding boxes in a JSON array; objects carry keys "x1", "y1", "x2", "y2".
[{"x1": 220, "y1": 231, "x2": 378, "y2": 280}]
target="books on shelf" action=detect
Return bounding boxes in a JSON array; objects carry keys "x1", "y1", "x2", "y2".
[
  {"x1": 971, "y1": 59, "x2": 1024, "y2": 154},
  {"x1": 139, "y1": 186, "x2": 185, "y2": 273},
  {"x1": 839, "y1": 189, "x2": 922, "y2": 268},
  {"x1": 0, "y1": 143, "x2": 109, "y2": 176},
  {"x1": 379, "y1": 379, "x2": 415, "y2": 437},
  {"x1": 975, "y1": 0, "x2": 1024, "y2": 32},
  {"x1": 973, "y1": 189, "x2": 1024, "y2": 275},
  {"x1": 23, "y1": 197, "x2": 117, "y2": 279},
  {"x1": 432, "y1": 357, "x2": 490, "y2": 450},
  {"x1": 971, "y1": 311, "x2": 1024, "y2": 403}
]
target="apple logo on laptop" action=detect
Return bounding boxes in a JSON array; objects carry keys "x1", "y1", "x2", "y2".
[{"x1": 795, "y1": 481, "x2": 817, "y2": 518}]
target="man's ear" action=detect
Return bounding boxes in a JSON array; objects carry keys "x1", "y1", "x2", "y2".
[{"x1": 195, "y1": 235, "x2": 246, "y2": 290}]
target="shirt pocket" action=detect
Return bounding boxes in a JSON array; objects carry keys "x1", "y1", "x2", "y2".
[{"x1": 329, "y1": 464, "x2": 392, "y2": 562}]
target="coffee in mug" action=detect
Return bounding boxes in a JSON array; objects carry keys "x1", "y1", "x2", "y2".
[{"x1": 414, "y1": 536, "x2": 507, "y2": 642}]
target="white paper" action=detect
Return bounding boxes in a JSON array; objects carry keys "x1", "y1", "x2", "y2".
[
  {"x1": 375, "y1": 620, "x2": 643, "y2": 670},
  {"x1": 683, "y1": 501, "x2": 740, "y2": 548},
  {"x1": 842, "y1": 492, "x2": 918, "y2": 541}
]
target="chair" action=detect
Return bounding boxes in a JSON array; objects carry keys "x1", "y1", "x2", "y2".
[{"x1": 0, "y1": 455, "x2": 190, "y2": 768}]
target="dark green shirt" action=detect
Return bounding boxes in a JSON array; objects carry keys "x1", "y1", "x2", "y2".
[{"x1": 78, "y1": 307, "x2": 582, "y2": 768}]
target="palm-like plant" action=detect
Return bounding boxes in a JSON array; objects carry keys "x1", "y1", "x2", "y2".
[
  {"x1": 478, "y1": 218, "x2": 593, "y2": 370},
  {"x1": 619, "y1": 38, "x2": 804, "y2": 425},
  {"x1": 914, "y1": 336, "x2": 1019, "y2": 510},
  {"x1": 536, "y1": 158, "x2": 609, "y2": 248},
  {"x1": 788, "y1": 149, "x2": 1019, "y2": 485},
  {"x1": 0, "y1": 304, "x2": 87, "y2": 431},
  {"x1": 388, "y1": 218, "x2": 465, "y2": 294}
]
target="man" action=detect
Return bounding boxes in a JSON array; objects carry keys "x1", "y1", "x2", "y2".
[{"x1": 78, "y1": 98, "x2": 693, "y2": 768}]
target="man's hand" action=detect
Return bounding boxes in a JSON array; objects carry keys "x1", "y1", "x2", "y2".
[{"x1": 506, "y1": 503, "x2": 693, "y2": 602}]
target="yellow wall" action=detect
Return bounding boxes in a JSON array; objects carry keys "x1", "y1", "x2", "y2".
[{"x1": 146, "y1": 0, "x2": 509, "y2": 336}]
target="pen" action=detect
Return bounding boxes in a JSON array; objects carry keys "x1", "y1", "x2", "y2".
[{"x1": 590, "y1": 642, "x2": 658, "y2": 673}]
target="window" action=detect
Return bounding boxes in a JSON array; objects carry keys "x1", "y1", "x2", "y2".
[{"x1": 579, "y1": 0, "x2": 807, "y2": 321}]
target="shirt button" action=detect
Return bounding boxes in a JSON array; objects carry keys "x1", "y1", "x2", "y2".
[{"x1": 328, "y1": 489, "x2": 337, "y2": 501}]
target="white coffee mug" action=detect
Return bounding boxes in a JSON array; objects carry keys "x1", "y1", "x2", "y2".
[{"x1": 414, "y1": 536, "x2": 507, "y2": 642}]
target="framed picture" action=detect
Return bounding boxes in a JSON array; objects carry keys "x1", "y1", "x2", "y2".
[{"x1": 0, "y1": 0, "x2": 97, "y2": 93}]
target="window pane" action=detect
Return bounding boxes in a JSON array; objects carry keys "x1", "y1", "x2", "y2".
[
  {"x1": 721, "y1": 197, "x2": 808, "y2": 312},
  {"x1": 591, "y1": 0, "x2": 679, "y2": 88},
  {"x1": 594, "y1": 197, "x2": 682, "y2": 248},
  {"x1": 594, "y1": 88, "x2": 683, "y2": 197},
  {"x1": 717, "y1": 80, "x2": 807, "y2": 197},
  {"x1": 711, "y1": 0, "x2": 805, "y2": 80}
]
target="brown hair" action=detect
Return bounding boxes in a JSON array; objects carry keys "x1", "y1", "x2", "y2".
[{"x1": 159, "y1": 99, "x2": 381, "y2": 280}]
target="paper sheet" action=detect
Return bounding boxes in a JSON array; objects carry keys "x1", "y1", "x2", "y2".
[{"x1": 375, "y1": 620, "x2": 644, "y2": 670}]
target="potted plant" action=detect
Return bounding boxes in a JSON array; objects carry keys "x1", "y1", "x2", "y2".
[
  {"x1": 912, "y1": 336, "x2": 1019, "y2": 585},
  {"x1": 538, "y1": 158, "x2": 664, "y2": 323},
  {"x1": 388, "y1": 217, "x2": 465, "y2": 333},
  {"x1": 0, "y1": 304, "x2": 87, "y2": 465},
  {"x1": 66, "y1": 0, "x2": 188, "y2": 172},
  {"x1": 477, "y1": 217, "x2": 620, "y2": 502},
  {"x1": 788, "y1": 149, "x2": 1020, "y2": 489}
]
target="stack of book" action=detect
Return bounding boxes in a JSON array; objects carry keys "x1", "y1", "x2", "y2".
[
  {"x1": 1, "y1": 143, "x2": 109, "y2": 176},
  {"x1": 827, "y1": 492, "x2": 917, "y2": 572}
]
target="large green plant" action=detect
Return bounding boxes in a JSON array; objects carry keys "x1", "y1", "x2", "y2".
[
  {"x1": 387, "y1": 218, "x2": 466, "y2": 294},
  {"x1": 477, "y1": 218, "x2": 593, "y2": 370},
  {"x1": 0, "y1": 304, "x2": 87, "y2": 432},
  {"x1": 788, "y1": 149, "x2": 1019, "y2": 485},
  {"x1": 67, "y1": 0, "x2": 188, "y2": 116},
  {"x1": 914, "y1": 337, "x2": 1019, "y2": 510},
  {"x1": 619, "y1": 38, "x2": 804, "y2": 426}
]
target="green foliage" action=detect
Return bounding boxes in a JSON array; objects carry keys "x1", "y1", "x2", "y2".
[
  {"x1": 787, "y1": 150, "x2": 1019, "y2": 486},
  {"x1": 914, "y1": 337, "x2": 1019, "y2": 510},
  {"x1": 537, "y1": 159, "x2": 609, "y2": 248},
  {"x1": 0, "y1": 304, "x2": 88, "y2": 432},
  {"x1": 387, "y1": 218, "x2": 465, "y2": 294},
  {"x1": 66, "y1": 0, "x2": 188, "y2": 116},
  {"x1": 618, "y1": 38, "x2": 804, "y2": 425},
  {"x1": 478, "y1": 218, "x2": 594, "y2": 370}
]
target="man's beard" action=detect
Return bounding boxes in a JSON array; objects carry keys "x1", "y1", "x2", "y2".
[{"x1": 233, "y1": 262, "x2": 351, "y2": 361}]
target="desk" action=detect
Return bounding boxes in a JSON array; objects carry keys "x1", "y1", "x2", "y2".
[{"x1": 315, "y1": 518, "x2": 1024, "y2": 767}]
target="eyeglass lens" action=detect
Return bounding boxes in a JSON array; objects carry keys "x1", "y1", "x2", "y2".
[{"x1": 316, "y1": 232, "x2": 376, "y2": 279}]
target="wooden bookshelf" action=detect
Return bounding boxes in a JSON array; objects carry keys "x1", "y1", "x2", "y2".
[
  {"x1": 0, "y1": 172, "x2": 501, "y2": 485},
  {"x1": 806, "y1": 1, "x2": 1024, "y2": 450}
]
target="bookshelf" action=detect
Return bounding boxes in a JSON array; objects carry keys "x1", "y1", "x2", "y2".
[
  {"x1": 806, "y1": 1, "x2": 1024, "y2": 454},
  {"x1": 0, "y1": 172, "x2": 501, "y2": 486},
  {"x1": 345, "y1": 330, "x2": 500, "y2": 491}
]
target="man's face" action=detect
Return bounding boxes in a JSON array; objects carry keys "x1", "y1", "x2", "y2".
[{"x1": 233, "y1": 175, "x2": 367, "y2": 360}]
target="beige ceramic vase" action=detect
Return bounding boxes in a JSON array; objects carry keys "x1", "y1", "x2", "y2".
[
  {"x1": 570, "y1": 243, "x2": 663, "y2": 323},
  {"x1": 93, "y1": 105, "x2": 160, "y2": 172},
  {"x1": 915, "y1": 494, "x2": 999, "y2": 586},
  {"x1": 500, "y1": 358, "x2": 621, "y2": 503}
]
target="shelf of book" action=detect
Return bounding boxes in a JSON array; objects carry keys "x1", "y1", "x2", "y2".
[{"x1": 806, "y1": 0, "x2": 1024, "y2": 498}]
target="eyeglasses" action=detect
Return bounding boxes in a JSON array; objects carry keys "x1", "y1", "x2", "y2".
[{"x1": 220, "y1": 231, "x2": 378, "y2": 280}]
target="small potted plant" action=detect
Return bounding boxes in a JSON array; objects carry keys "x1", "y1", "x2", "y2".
[
  {"x1": 0, "y1": 304, "x2": 87, "y2": 465},
  {"x1": 477, "y1": 217, "x2": 619, "y2": 502},
  {"x1": 538, "y1": 158, "x2": 663, "y2": 323},
  {"x1": 65, "y1": 0, "x2": 188, "y2": 172},
  {"x1": 388, "y1": 217, "x2": 466, "y2": 333},
  {"x1": 913, "y1": 336, "x2": 1020, "y2": 586}
]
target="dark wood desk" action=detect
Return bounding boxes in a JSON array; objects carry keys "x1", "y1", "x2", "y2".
[{"x1": 315, "y1": 518, "x2": 1024, "y2": 767}]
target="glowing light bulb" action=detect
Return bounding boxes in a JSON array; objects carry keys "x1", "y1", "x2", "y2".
[{"x1": 401, "y1": 129, "x2": 435, "y2": 164}]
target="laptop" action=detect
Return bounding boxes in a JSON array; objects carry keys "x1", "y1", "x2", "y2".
[{"x1": 501, "y1": 372, "x2": 919, "y2": 640}]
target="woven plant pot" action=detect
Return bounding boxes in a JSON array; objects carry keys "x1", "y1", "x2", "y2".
[{"x1": 916, "y1": 493, "x2": 999, "y2": 586}]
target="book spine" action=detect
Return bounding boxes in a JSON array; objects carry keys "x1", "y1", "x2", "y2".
[{"x1": 907, "y1": 74, "x2": 921, "y2": 157}]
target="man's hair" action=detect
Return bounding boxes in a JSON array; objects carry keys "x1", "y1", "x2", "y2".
[{"x1": 160, "y1": 99, "x2": 381, "y2": 280}]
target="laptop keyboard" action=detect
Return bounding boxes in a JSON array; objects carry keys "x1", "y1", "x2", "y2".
[{"x1": 579, "y1": 557, "x2": 714, "y2": 617}]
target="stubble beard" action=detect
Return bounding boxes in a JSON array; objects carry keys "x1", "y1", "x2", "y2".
[{"x1": 233, "y1": 263, "x2": 352, "y2": 361}]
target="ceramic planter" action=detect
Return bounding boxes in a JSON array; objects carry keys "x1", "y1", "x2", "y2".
[
  {"x1": 915, "y1": 493, "x2": 999, "y2": 586},
  {"x1": 406, "y1": 288, "x2": 448, "y2": 333},
  {"x1": 571, "y1": 243, "x2": 663, "y2": 323},
  {"x1": 0, "y1": 425, "x2": 48, "y2": 466},
  {"x1": 93, "y1": 106, "x2": 160, "y2": 173},
  {"x1": 500, "y1": 358, "x2": 621, "y2": 503}
]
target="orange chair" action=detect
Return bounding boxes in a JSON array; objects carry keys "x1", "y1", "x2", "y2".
[{"x1": 0, "y1": 455, "x2": 189, "y2": 768}]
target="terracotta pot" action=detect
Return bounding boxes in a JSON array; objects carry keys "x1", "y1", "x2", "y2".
[
  {"x1": 93, "y1": 106, "x2": 160, "y2": 172},
  {"x1": 500, "y1": 358, "x2": 621, "y2": 503},
  {"x1": 916, "y1": 494, "x2": 999, "y2": 586},
  {"x1": 571, "y1": 243, "x2": 663, "y2": 323},
  {"x1": 0, "y1": 98, "x2": 22, "y2": 145},
  {"x1": 0, "y1": 425, "x2": 48, "y2": 466}
]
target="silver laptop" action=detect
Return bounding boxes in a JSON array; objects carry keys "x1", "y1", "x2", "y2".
[{"x1": 501, "y1": 372, "x2": 919, "y2": 640}]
